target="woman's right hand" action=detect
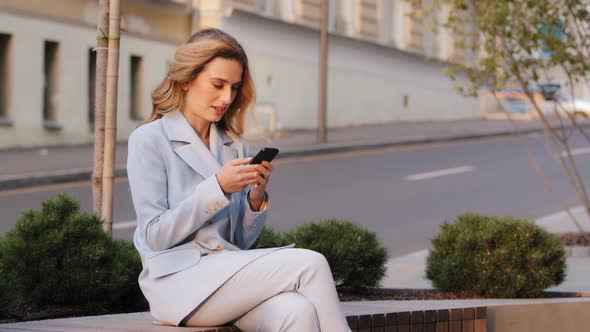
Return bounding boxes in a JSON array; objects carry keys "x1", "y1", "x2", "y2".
[{"x1": 216, "y1": 157, "x2": 259, "y2": 194}]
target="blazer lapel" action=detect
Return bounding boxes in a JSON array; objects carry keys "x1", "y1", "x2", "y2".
[
  {"x1": 161, "y1": 111, "x2": 221, "y2": 179},
  {"x1": 210, "y1": 124, "x2": 241, "y2": 243},
  {"x1": 209, "y1": 123, "x2": 239, "y2": 164}
]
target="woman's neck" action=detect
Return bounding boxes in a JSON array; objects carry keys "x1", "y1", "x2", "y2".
[{"x1": 181, "y1": 110, "x2": 211, "y2": 146}]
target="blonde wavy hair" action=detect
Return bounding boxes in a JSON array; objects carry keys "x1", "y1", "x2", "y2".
[{"x1": 149, "y1": 28, "x2": 255, "y2": 134}]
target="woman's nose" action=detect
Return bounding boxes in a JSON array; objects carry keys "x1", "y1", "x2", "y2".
[{"x1": 220, "y1": 87, "x2": 233, "y2": 104}]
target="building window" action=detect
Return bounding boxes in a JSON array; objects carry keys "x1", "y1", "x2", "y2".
[
  {"x1": 232, "y1": 0, "x2": 257, "y2": 12},
  {"x1": 357, "y1": 0, "x2": 380, "y2": 40},
  {"x1": 88, "y1": 48, "x2": 96, "y2": 130},
  {"x1": 295, "y1": 0, "x2": 322, "y2": 29},
  {"x1": 43, "y1": 40, "x2": 61, "y2": 130},
  {"x1": 0, "y1": 33, "x2": 12, "y2": 127},
  {"x1": 130, "y1": 55, "x2": 144, "y2": 121},
  {"x1": 406, "y1": 2, "x2": 425, "y2": 52}
]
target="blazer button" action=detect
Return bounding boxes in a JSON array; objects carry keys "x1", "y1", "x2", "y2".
[{"x1": 217, "y1": 244, "x2": 224, "y2": 251}]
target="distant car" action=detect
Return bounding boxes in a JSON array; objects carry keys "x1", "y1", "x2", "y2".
[{"x1": 541, "y1": 84, "x2": 590, "y2": 118}]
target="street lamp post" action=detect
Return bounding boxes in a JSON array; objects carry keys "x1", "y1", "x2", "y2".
[{"x1": 318, "y1": 0, "x2": 328, "y2": 144}]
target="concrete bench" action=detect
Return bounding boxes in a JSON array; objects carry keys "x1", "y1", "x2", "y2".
[
  {"x1": 0, "y1": 306, "x2": 486, "y2": 332},
  {"x1": 3, "y1": 297, "x2": 590, "y2": 331}
]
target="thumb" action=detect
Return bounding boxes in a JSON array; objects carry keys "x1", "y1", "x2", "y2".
[{"x1": 228, "y1": 157, "x2": 252, "y2": 166}]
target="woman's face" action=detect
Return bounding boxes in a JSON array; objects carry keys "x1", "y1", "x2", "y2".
[{"x1": 182, "y1": 57, "x2": 243, "y2": 128}]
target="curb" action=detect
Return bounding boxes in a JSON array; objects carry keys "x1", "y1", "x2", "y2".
[{"x1": 0, "y1": 124, "x2": 584, "y2": 190}]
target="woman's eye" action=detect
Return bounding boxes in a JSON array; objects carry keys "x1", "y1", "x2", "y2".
[{"x1": 213, "y1": 84, "x2": 223, "y2": 89}]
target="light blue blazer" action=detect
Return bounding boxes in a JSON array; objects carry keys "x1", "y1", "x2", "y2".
[{"x1": 127, "y1": 110, "x2": 280, "y2": 325}]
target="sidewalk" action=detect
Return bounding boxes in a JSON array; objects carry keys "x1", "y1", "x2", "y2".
[{"x1": 1, "y1": 117, "x2": 589, "y2": 189}]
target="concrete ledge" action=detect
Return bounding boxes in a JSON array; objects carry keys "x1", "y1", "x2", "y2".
[
  {"x1": 345, "y1": 307, "x2": 487, "y2": 332},
  {"x1": 2, "y1": 297, "x2": 590, "y2": 332},
  {"x1": 343, "y1": 297, "x2": 590, "y2": 332}
]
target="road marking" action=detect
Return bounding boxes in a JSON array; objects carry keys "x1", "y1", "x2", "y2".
[
  {"x1": 562, "y1": 147, "x2": 590, "y2": 157},
  {"x1": 404, "y1": 165, "x2": 475, "y2": 181},
  {"x1": 113, "y1": 220, "x2": 137, "y2": 230}
]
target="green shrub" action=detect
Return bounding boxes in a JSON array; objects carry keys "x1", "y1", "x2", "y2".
[
  {"x1": 253, "y1": 226, "x2": 286, "y2": 249},
  {"x1": 0, "y1": 244, "x2": 16, "y2": 318},
  {"x1": 282, "y1": 218, "x2": 388, "y2": 291},
  {"x1": 426, "y1": 213, "x2": 566, "y2": 298},
  {"x1": 0, "y1": 193, "x2": 146, "y2": 312}
]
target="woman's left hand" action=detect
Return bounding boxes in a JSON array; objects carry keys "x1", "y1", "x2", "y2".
[{"x1": 248, "y1": 160, "x2": 273, "y2": 211}]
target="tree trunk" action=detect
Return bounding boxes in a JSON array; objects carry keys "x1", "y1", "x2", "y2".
[
  {"x1": 92, "y1": 0, "x2": 109, "y2": 217},
  {"x1": 101, "y1": 0, "x2": 121, "y2": 235}
]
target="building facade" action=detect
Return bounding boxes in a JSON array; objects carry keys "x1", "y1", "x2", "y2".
[{"x1": 0, "y1": 0, "x2": 477, "y2": 149}]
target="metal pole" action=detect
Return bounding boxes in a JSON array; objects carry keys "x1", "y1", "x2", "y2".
[{"x1": 318, "y1": 0, "x2": 328, "y2": 144}]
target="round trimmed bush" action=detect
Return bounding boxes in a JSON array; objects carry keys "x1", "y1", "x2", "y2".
[
  {"x1": 426, "y1": 213, "x2": 566, "y2": 298},
  {"x1": 0, "y1": 193, "x2": 145, "y2": 312},
  {"x1": 253, "y1": 226, "x2": 285, "y2": 249},
  {"x1": 283, "y1": 218, "x2": 388, "y2": 291},
  {"x1": 0, "y1": 246, "x2": 15, "y2": 318}
]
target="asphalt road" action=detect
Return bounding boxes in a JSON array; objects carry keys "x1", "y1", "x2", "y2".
[{"x1": 1, "y1": 133, "x2": 589, "y2": 257}]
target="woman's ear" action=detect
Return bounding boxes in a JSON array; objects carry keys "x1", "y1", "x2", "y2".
[{"x1": 181, "y1": 81, "x2": 190, "y2": 92}]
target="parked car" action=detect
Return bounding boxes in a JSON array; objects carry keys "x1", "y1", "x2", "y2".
[{"x1": 540, "y1": 84, "x2": 590, "y2": 118}]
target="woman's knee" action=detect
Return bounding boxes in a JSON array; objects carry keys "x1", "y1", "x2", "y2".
[
  {"x1": 236, "y1": 292, "x2": 319, "y2": 332},
  {"x1": 288, "y1": 248, "x2": 330, "y2": 271},
  {"x1": 271, "y1": 292, "x2": 319, "y2": 331}
]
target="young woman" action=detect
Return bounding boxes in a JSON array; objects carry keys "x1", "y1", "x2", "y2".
[{"x1": 126, "y1": 28, "x2": 351, "y2": 331}]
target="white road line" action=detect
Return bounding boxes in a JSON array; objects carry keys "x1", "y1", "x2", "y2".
[
  {"x1": 112, "y1": 220, "x2": 137, "y2": 230},
  {"x1": 404, "y1": 165, "x2": 475, "y2": 181},
  {"x1": 562, "y1": 147, "x2": 590, "y2": 157}
]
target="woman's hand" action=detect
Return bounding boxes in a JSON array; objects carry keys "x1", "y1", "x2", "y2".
[
  {"x1": 216, "y1": 158, "x2": 259, "y2": 195},
  {"x1": 248, "y1": 160, "x2": 273, "y2": 211}
]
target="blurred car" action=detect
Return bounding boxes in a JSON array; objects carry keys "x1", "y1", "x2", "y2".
[{"x1": 540, "y1": 84, "x2": 590, "y2": 118}]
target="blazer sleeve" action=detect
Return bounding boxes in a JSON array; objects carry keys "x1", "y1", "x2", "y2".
[
  {"x1": 233, "y1": 137, "x2": 270, "y2": 249},
  {"x1": 127, "y1": 128, "x2": 230, "y2": 252}
]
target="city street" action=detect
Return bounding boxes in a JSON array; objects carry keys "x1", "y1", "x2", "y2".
[{"x1": 1, "y1": 133, "x2": 589, "y2": 257}]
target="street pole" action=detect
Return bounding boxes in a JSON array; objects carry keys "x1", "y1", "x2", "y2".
[
  {"x1": 92, "y1": 0, "x2": 109, "y2": 217},
  {"x1": 317, "y1": 0, "x2": 328, "y2": 144},
  {"x1": 101, "y1": 0, "x2": 121, "y2": 235}
]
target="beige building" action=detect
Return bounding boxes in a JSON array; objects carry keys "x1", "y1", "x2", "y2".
[{"x1": 0, "y1": 0, "x2": 477, "y2": 149}]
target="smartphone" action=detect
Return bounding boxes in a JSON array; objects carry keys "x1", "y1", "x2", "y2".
[{"x1": 249, "y1": 147, "x2": 279, "y2": 165}]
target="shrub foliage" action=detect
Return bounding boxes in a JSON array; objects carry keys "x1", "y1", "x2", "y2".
[
  {"x1": 253, "y1": 225, "x2": 285, "y2": 249},
  {"x1": 256, "y1": 219, "x2": 389, "y2": 291},
  {"x1": 426, "y1": 213, "x2": 566, "y2": 298},
  {"x1": 0, "y1": 194, "x2": 145, "y2": 317}
]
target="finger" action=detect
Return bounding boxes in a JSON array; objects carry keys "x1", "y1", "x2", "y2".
[
  {"x1": 261, "y1": 161, "x2": 273, "y2": 172},
  {"x1": 256, "y1": 165, "x2": 270, "y2": 179},
  {"x1": 240, "y1": 172, "x2": 258, "y2": 182},
  {"x1": 240, "y1": 173, "x2": 259, "y2": 186},
  {"x1": 256, "y1": 175, "x2": 267, "y2": 186},
  {"x1": 228, "y1": 157, "x2": 252, "y2": 166},
  {"x1": 237, "y1": 165, "x2": 259, "y2": 173}
]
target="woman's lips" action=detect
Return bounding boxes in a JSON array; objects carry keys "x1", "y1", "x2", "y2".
[{"x1": 211, "y1": 106, "x2": 226, "y2": 116}]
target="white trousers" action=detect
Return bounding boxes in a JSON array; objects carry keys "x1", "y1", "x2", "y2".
[{"x1": 183, "y1": 248, "x2": 351, "y2": 332}]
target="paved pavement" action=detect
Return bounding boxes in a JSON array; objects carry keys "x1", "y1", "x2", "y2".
[{"x1": 1, "y1": 116, "x2": 590, "y2": 330}]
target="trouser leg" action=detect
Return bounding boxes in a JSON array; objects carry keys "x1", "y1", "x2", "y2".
[
  {"x1": 184, "y1": 248, "x2": 351, "y2": 331},
  {"x1": 234, "y1": 292, "x2": 320, "y2": 332}
]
